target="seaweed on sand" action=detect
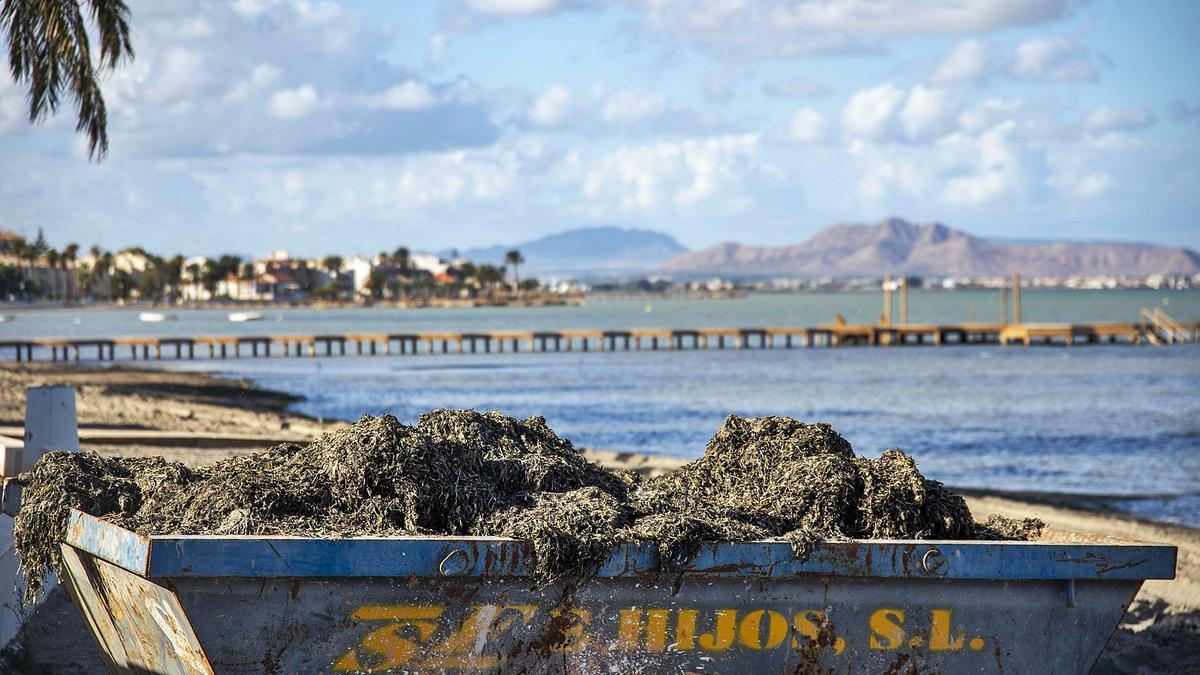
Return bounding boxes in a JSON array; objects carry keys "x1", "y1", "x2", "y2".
[
  {"x1": 627, "y1": 416, "x2": 977, "y2": 564},
  {"x1": 974, "y1": 513, "x2": 1046, "y2": 540},
  {"x1": 13, "y1": 410, "x2": 631, "y2": 601},
  {"x1": 14, "y1": 411, "x2": 1027, "y2": 604}
]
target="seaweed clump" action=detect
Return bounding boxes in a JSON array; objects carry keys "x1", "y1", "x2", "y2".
[
  {"x1": 14, "y1": 411, "x2": 1029, "y2": 603},
  {"x1": 974, "y1": 514, "x2": 1046, "y2": 540},
  {"x1": 14, "y1": 410, "x2": 631, "y2": 602},
  {"x1": 628, "y1": 416, "x2": 976, "y2": 565}
]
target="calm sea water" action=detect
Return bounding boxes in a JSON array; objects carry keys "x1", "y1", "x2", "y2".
[{"x1": 4, "y1": 289, "x2": 1199, "y2": 526}]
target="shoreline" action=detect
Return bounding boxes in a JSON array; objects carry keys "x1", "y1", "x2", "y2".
[{"x1": 0, "y1": 294, "x2": 584, "y2": 312}]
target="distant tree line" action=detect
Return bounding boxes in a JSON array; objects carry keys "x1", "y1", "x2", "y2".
[{"x1": 1, "y1": 230, "x2": 540, "y2": 304}]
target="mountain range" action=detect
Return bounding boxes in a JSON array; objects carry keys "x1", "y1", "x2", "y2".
[
  {"x1": 456, "y1": 226, "x2": 687, "y2": 278},
  {"x1": 659, "y1": 218, "x2": 1200, "y2": 278}
]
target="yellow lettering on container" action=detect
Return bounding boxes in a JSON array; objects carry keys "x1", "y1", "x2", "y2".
[
  {"x1": 792, "y1": 609, "x2": 846, "y2": 655},
  {"x1": 792, "y1": 609, "x2": 821, "y2": 648},
  {"x1": 673, "y1": 609, "x2": 698, "y2": 651},
  {"x1": 737, "y1": 609, "x2": 789, "y2": 650},
  {"x1": 868, "y1": 609, "x2": 905, "y2": 650},
  {"x1": 616, "y1": 608, "x2": 671, "y2": 652},
  {"x1": 698, "y1": 609, "x2": 738, "y2": 651},
  {"x1": 548, "y1": 607, "x2": 591, "y2": 653},
  {"x1": 617, "y1": 609, "x2": 644, "y2": 651},
  {"x1": 646, "y1": 609, "x2": 671, "y2": 652},
  {"x1": 333, "y1": 605, "x2": 445, "y2": 672},
  {"x1": 929, "y1": 609, "x2": 966, "y2": 651}
]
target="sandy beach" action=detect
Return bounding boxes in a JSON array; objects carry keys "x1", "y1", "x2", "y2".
[{"x1": 1, "y1": 363, "x2": 1196, "y2": 673}]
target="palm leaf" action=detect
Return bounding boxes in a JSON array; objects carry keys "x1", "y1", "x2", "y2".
[{"x1": 1, "y1": 0, "x2": 133, "y2": 160}]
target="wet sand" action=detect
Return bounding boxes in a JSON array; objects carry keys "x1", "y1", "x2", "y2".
[{"x1": 1, "y1": 363, "x2": 1196, "y2": 672}]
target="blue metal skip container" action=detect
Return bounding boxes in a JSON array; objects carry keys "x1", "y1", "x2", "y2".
[{"x1": 59, "y1": 509, "x2": 1175, "y2": 674}]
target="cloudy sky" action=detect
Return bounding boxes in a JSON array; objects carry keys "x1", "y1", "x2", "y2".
[{"x1": 1, "y1": 0, "x2": 1198, "y2": 257}]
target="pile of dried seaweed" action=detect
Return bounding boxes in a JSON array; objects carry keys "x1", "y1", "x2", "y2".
[
  {"x1": 628, "y1": 416, "x2": 986, "y2": 566},
  {"x1": 13, "y1": 411, "x2": 1040, "y2": 603}
]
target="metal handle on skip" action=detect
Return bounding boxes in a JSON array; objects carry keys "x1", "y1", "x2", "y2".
[
  {"x1": 921, "y1": 548, "x2": 949, "y2": 576},
  {"x1": 439, "y1": 548, "x2": 471, "y2": 576}
]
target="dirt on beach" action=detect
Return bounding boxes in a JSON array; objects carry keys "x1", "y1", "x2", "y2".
[{"x1": 0, "y1": 363, "x2": 336, "y2": 439}]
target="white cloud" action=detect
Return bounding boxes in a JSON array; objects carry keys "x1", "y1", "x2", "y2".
[
  {"x1": 954, "y1": 96, "x2": 1078, "y2": 142},
  {"x1": 763, "y1": 77, "x2": 830, "y2": 99},
  {"x1": 231, "y1": 0, "x2": 272, "y2": 19},
  {"x1": 1012, "y1": 37, "x2": 1099, "y2": 82},
  {"x1": 841, "y1": 84, "x2": 905, "y2": 141},
  {"x1": 291, "y1": 0, "x2": 343, "y2": 24},
  {"x1": 1081, "y1": 105, "x2": 1154, "y2": 135},
  {"x1": 466, "y1": 0, "x2": 560, "y2": 15},
  {"x1": 362, "y1": 81, "x2": 440, "y2": 111},
  {"x1": 0, "y1": 72, "x2": 27, "y2": 136},
  {"x1": 599, "y1": 88, "x2": 668, "y2": 125},
  {"x1": 223, "y1": 63, "x2": 282, "y2": 104},
  {"x1": 939, "y1": 122, "x2": 1037, "y2": 205},
  {"x1": 624, "y1": 0, "x2": 1075, "y2": 58},
  {"x1": 142, "y1": 49, "x2": 210, "y2": 105},
  {"x1": 58, "y1": 0, "x2": 503, "y2": 157},
  {"x1": 787, "y1": 108, "x2": 828, "y2": 143},
  {"x1": 957, "y1": 97, "x2": 1025, "y2": 134},
  {"x1": 856, "y1": 158, "x2": 935, "y2": 203},
  {"x1": 428, "y1": 32, "x2": 450, "y2": 64},
  {"x1": 703, "y1": 68, "x2": 746, "y2": 101},
  {"x1": 1050, "y1": 171, "x2": 1115, "y2": 199},
  {"x1": 175, "y1": 133, "x2": 774, "y2": 247},
  {"x1": 581, "y1": 134, "x2": 766, "y2": 212},
  {"x1": 169, "y1": 17, "x2": 216, "y2": 40},
  {"x1": 528, "y1": 85, "x2": 572, "y2": 127},
  {"x1": 393, "y1": 150, "x2": 516, "y2": 204},
  {"x1": 525, "y1": 83, "x2": 693, "y2": 134},
  {"x1": 839, "y1": 83, "x2": 967, "y2": 145},
  {"x1": 930, "y1": 40, "x2": 995, "y2": 86},
  {"x1": 899, "y1": 85, "x2": 953, "y2": 141},
  {"x1": 266, "y1": 85, "x2": 320, "y2": 120},
  {"x1": 851, "y1": 114, "x2": 1049, "y2": 207},
  {"x1": 188, "y1": 144, "x2": 528, "y2": 230}
]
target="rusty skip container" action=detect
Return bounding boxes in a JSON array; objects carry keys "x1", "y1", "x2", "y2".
[{"x1": 58, "y1": 509, "x2": 1175, "y2": 674}]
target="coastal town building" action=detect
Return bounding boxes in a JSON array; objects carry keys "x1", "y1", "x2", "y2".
[
  {"x1": 0, "y1": 231, "x2": 23, "y2": 256},
  {"x1": 3, "y1": 228, "x2": 1196, "y2": 305}
]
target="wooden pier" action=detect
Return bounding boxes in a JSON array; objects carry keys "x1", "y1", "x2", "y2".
[{"x1": 2, "y1": 313, "x2": 1193, "y2": 363}]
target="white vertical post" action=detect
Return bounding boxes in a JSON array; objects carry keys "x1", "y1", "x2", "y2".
[
  {"x1": 1, "y1": 386, "x2": 80, "y2": 649},
  {"x1": 23, "y1": 386, "x2": 81, "y2": 466}
]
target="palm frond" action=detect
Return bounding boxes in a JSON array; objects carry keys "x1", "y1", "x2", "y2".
[{"x1": 1, "y1": 0, "x2": 133, "y2": 160}]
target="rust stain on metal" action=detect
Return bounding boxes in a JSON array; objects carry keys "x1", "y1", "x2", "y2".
[
  {"x1": 882, "y1": 652, "x2": 934, "y2": 675},
  {"x1": 1055, "y1": 551, "x2": 1147, "y2": 575}
]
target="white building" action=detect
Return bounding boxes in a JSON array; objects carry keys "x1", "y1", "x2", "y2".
[
  {"x1": 345, "y1": 256, "x2": 375, "y2": 298},
  {"x1": 179, "y1": 256, "x2": 211, "y2": 301},
  {"x1": 409, "y1": 252, "x2": 449, "y2": 276},
  {"x1": 112, "y1": 250, "x2": 151, "y2": 275}
]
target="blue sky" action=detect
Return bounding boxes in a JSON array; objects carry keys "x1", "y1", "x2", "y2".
[{"x1": 1, "y1": 0, "x2": 1198, "y2": 257}]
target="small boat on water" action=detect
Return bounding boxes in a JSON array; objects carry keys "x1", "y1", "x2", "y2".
[
  {"x1": 138, "y1": 312, "x2": 176, "y2": 323},
  {"x1": 227, "y1": 311, "x2": 264, "y2": 323},
  {"x1": 0, "y1": 314, "x2": 14, "y2": 322}
]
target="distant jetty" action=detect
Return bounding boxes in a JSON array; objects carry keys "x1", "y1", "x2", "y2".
[{"x1": 3, "y1": 312, "x2": 1193, "y2": 363}]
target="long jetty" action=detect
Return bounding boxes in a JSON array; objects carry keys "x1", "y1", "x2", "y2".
[{"x1": 2, "y1": 315, "x2": 1194, "y2": 363}]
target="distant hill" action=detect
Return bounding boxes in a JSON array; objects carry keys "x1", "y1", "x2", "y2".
[
  {"x1": 457, "y1": 226, "x2": 688, "y2": 278},
  {"x1": 659, "y1": 218, "x2": 1200, "y2": 278}
]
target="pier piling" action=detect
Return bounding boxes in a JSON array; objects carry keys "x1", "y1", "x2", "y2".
[{"x1": 2, "y1": 314, "x2": 1192, "y2": 363}]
